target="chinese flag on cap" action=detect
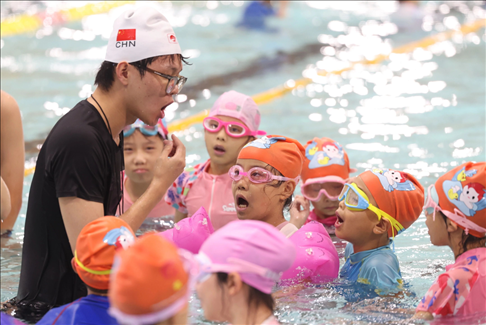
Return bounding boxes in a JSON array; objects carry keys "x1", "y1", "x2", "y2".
[{"x1": 117, "y1": 29, "x2": 136, "y2": 41}]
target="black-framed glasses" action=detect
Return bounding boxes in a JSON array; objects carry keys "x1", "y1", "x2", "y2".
[{"x1": 129, "y1": 63, "x2": 187, "y2": 95}]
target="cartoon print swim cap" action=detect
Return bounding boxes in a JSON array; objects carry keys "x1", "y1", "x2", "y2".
[
  {"x1": 301, "y1": 137, "x2": 356, "y2": 183},
  {"x1": 359, "y1": 168, "x2": 424, "y2": 237},
  {"x1": 74, "y1": 217, "x2": 136, "y2": 290},
  {"x1": 369, "y1": 168, "x2": 416, "y2": 192},
  {"x1": 435, "y1": 162, "x2": 486, "y2": 237},
  {"x1": 238, "y1": 135, "x2": 305, "y2": 179},
  {"x1": 104, "y1": 226, "x2": 135, "y2": 250}
]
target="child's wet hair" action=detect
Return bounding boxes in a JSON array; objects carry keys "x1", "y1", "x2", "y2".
[
  {"x1": 216, "y1": 272, "x2": 274, "y2": 323},
  {"x1": 439, "y1": 211, "x2": 486, "y2": 258},
  {"x1": 263, "y1": 165, "x2": 293, "y2": 212}
]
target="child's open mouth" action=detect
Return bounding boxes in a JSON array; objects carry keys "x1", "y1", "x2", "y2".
[
  {"x1": 335, "y1": 212, "x2": 344, "y2": 228},
  {"x1": 214, "y1": 145, "x2": 226, "y2": 156},
  {"x1": 236, "y1": 194, "x2": 249, "y2": 211}
]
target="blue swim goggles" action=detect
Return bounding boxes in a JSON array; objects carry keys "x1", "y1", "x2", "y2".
[
  {"x1": 122, "y1": 119, "x2": 168, "y2": 140},
  {"x1": 338, "y1": 183, "x2": 404, "y2": 238}
]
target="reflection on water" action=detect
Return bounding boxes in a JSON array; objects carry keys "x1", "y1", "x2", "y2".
[{"x1": 1, "y1": 1, "x2": 486, "y2": 324}]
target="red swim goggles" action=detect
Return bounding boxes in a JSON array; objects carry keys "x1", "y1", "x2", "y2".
[
  {"x1": 203, "y1": 117, "x2": 266, "y2": 138},
  {"x1": 229, "y1": 165, "x2": 300, "y2": 184}
]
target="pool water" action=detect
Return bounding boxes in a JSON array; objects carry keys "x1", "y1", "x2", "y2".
[{"x1": 1, "y1": 1, "x2": 486, "y2": 324}]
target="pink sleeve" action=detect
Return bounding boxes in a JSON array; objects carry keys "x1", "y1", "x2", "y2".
[
  {"x1": 416, "y1": 274, "x2": 456, "y2": 316},
  {"x1": 165, "y1": 172, "x2": 189, "y2": 214}
]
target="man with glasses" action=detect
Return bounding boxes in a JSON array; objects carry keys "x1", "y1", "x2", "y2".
[{"x1": 12, "y1": 7, "x2": 188, "y2": 321}]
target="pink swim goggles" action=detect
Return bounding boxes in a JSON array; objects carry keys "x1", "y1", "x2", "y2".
[
  {"x1": 229, "y1": 165, "x2": 300, "y2": 184},
  {"x1": 301, "y1": 177, "x2": 345, "y2": 201},
  {"x1": 203, "y1": 117, "x2": 266, "y2": 138},
  {"x1": 423, "y1": 184, "x2": 486, "y2": 235}
]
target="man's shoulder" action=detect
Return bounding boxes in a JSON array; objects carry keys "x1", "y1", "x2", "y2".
[{"x1": 46, "y1": 101, "x2": 104, "y2": 147}]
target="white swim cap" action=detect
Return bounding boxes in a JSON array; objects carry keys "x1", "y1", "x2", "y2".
[{"x1": 105, "y1": 6, "x2": 181, "y2": 63}]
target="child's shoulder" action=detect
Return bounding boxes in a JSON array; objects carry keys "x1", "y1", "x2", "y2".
[
  {"x1": 363, "y1": 247, "x2": 399, "y2": 270},
  {"x1": 175, "y1": 160, "x2": 209, "y2": 187},
  {"x1": 445, "y1": 248, "x2": 486, "y2": 281}
]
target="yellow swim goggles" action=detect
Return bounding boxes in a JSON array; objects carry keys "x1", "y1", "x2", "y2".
[{"x1": 338, "y1": 183, "x2": 404, "y2": 238}]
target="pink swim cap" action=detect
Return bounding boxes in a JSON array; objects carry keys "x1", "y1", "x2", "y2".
[
  {"x1": 199, "y1": 220, "x2": 296, "y2": 294},
  {"x1": 210, "y1": 90, "x2": 264, "y2": 134}
]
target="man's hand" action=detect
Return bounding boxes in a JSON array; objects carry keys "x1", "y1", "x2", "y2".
[
  {"x1": 289, "y1": 195, "x2": 310, "y2": 229},
  {"x1": 153, "y1": 134, "x2": 186, "y2": 188}
]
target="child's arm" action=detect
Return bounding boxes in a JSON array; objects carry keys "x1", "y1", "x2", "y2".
[{"x1": 174, "y1": 210, "x2": 188, "y2": 223}]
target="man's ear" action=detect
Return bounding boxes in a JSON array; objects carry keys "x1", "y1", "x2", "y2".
[
  {"x1": 373, "y1": 217, "x2": 391, "y2": 236},
  {"x1": 115, "y1": 61, "x2": 130, "y2": 86},
  {"x1": 226, "y1": 272, "x2": 244, "y2": 296},
  {"x1": 71, "y1": 257, "x2": 78, "y2": 274}
]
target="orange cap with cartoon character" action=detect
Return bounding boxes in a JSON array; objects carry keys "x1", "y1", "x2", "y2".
[
  {"x1": 73, "y1": 216, "x2": 135, "y2": 290},
  {"x1": 238, "y1": 135, "x2": 305, "y2": 178},
  {"x1": 109, "y1": 233, "x2": 194, "y2": 324},
  {"x1": 434, "y1": 162, "x2": 486, "y2": 238},
  {"x1": 301, "y1": 137, "x2": 356, "y2": 183},
  {"x1": 360, "y1": 168, "x2": 424, "y2": 237}
]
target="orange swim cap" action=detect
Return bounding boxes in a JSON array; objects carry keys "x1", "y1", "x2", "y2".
[
  {"x1": 109, "y1": 233, "x2": 194, "y2": 324},
  {"x1": 238, "y1": 135, "x2": 305, "y2": 178},
  {"x1": 435, "y1": 162, "x2": 486, "y2": 238},
  {"x1": 301, "y1": 137, "x2": 356, "y2": 183},
  {"x1": 359, "y1": 168, "x2": 424, "y2": 237},
  {"x1": 73, "y1": 216, "x2": 135, "y2": 290}
]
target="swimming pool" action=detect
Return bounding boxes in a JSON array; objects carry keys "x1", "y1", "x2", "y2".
[{"x1": 1, "y1": 1, "x2": 485, "y2": 324}]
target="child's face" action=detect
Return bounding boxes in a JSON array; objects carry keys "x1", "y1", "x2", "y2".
[
  {"x1": 124, "y1": 130, "x2": 164, "y2": 184},
  {"x1": 311, "y1": 195, "x2": 340, "y2": 217},
  {"x1": 232, "y1": 158, "x2": 287, "y2": 222},
  {"x1": 335, "y1": 176, "x2": 380, "y2": 244},
  {"x1": 196, "y1": 273, "x2": 227, "y2": 322},
  {"x1": 424, "y1": 211, "x2": 449, "y2": 246},
  {"x1": 204, "y1": 115, "x2": 252, "y2": 169}
]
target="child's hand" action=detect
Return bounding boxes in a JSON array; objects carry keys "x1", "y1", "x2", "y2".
[{"x1": 289, "y1": 195, "x2": 310, "y2": 229}]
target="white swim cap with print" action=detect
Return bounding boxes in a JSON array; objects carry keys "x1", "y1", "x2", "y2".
[{"x1": 105, "y1": 6, "x2": 181, "y2": 63}]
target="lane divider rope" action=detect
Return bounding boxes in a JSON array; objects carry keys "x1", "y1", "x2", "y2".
[{"x1": 21, "y1": 18, "x2": 486, "y2": 177}]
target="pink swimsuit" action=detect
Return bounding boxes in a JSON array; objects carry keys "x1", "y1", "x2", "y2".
[
  {"x1": 121, "y1": 176, "x2": 174, "y2": 218},
  {"x1": 305, "y1": 209, "x2": 337, "y2": 235},
  {"x1": 416, "y1": 247, "x2": 486, "y2": 316},
  {"x1": 165, "y1": 160, "x2": 238, "y2": 230}
]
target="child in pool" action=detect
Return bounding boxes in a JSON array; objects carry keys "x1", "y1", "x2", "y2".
[
  {"x1": 166, "y1": 90, "x2": 266, "y2": 230},
  {"x1": 414, "y1": 162, "x2": 486, "y2": 320},
  {"x1": 300, "y1": 137, "x2": 356, "y2": 235},
  {"x1": 121, "y1": 118, "x2": 175, "y2": 218},
  {"x1": 160, "y1": 136, "x2": 339, "y2": 283},
  {"x1": 109, "y1": 232, "x2": 196, "y2": 325},
  {"x1": 37, "y1": 217, "x2": 135, "y2": 324},
  {"x1": 336, "y1": 168, "x2": 424, "y2": 295},
  {"x1": 231, "y1": 135, "x2": 339, "y2": 282},
  {"x1": 196, "y1": 220, "x2": 296, "y2": 325}
]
